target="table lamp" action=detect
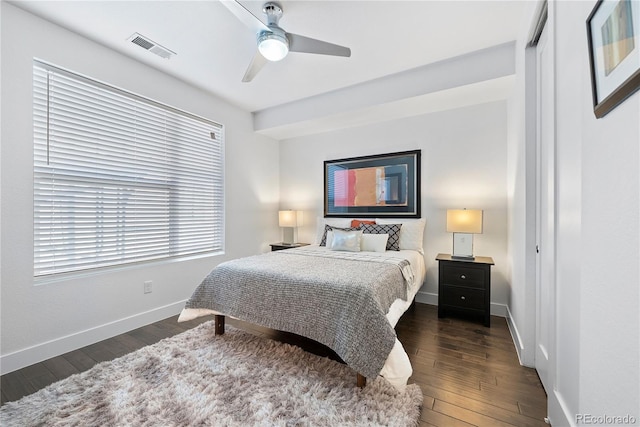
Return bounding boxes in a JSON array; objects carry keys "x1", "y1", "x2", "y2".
[
  {"x1": 446, "y1": 209, "x2": 483, "y2": 260},
  {"x1": 278, "y1": 210, "x2": 303, "y2": 245}
]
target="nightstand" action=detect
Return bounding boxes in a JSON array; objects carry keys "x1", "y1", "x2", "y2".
[
  {"x1": 270, "y1": 242, "x2": 310, "y2": 252},
  {"x1": 436, "y1": 253, "x2": 494, "y2": 327}
]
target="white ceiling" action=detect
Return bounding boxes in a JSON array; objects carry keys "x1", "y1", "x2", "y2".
[{"x1": 11, "y1": 0, "x2": 527, "y2": 116}]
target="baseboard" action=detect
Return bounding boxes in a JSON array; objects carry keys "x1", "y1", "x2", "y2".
[
  {"x1": 1, "y1": 300, "x2": 186, "y2": 375},
  {"x1": 549, "y1": 388, "x2": 575, "y2": 427},
  {"x1": 505, "y1": 305, "x2": 526, "y2": 365},
  {"x1": 414, "y1": 291, "x2": 507, "y2": 318}
]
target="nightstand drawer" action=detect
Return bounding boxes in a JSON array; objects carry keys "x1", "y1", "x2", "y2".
[
  {"x1": 441, "y1": 285, "x2": 485, "y2": 311},
  {"x1": 441, "y1": 265, "x2": 485, "y2": 288}
]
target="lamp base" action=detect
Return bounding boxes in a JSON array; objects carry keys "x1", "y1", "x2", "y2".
[
  {"x1": 282, "y1": 227, "x2": 295, "y2": 245},
  {"x1": 452, "y1": 233, "x2": 474, "y2": 259},
  {"x1": 451, "y1": 254, "x2": 476, "y2": 261}
]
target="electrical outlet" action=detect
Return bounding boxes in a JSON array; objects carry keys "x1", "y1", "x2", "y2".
[{"x1": 144, "y1": 280, "x2": 152, "y2": 294}]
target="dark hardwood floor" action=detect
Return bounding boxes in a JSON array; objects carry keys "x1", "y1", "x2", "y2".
[{"x1": 1, "y1": 303, "x2": 547, "y2": 426}]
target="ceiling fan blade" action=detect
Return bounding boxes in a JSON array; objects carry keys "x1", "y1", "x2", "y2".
[
  {"x1": 242, "y1": 50, "x2": 268, "y2": 82},
  {"x1": 287, "y1": 33, "x2": 351, "y2": 57},
  {"x1": 220, "y1": 0, "x2": 269, "y2": 35}
]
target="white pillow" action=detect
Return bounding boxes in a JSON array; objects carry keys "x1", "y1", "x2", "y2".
[
  {"x1": 361, "y1": 233, "x2": 389, "y2": 253},
  {"x1": 329, "y1": 229, "x2": 363, "y2": 252},
  {"x1": 376, "y1": 218, "x2": 426, "y2": 253},
  {"x1": 325, "y1": 230, "x2": 334, "y2": 247},
  {"x1": 315, "y1": 217, "x2": 351, "y2": 244}
]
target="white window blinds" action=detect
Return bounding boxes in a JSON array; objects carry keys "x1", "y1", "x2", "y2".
[{"x1": 33, "y1": 61, "x2": 224, "y2": 278}]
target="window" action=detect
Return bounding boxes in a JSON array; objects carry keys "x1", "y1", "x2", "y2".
[{"x1": 33, "y1": 61, "x2": 224, "y2": 278}]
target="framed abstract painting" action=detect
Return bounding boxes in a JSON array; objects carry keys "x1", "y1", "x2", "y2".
[
  {"x1": 587, "y1": 0, "x2": 640, "y2": 118},
  {"x1": 324, "y1": 150, "x2": 421, "y2": 218}
]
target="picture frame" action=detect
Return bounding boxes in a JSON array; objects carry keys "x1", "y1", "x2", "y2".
[
  {"x1": 587, "y1": 0, "x2": 640, "y2": 118},
  {"x1": 324, "y1": 150, "x2": 421, "y2": 218}
]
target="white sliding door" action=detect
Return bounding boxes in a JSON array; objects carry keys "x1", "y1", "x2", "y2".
[{"x1": 535, "y1": 21, "x2": 555, "y2": 397}]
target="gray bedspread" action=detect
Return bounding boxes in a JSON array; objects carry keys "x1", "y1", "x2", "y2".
[{"x1": 184, "y1": 247, "x2": 412, "y2": 378}]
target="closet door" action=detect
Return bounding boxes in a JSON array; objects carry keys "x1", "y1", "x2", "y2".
[{"x1": 535, "y1": 21, "x2": 555, "y2": 397}]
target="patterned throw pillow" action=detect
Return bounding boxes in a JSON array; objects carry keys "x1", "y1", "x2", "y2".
[
  {"x1": 360, "y1": 223, "x2": 402, "y2": 251},
  {"x1": 319, "y1": 224, "x2": 360, "y2": 246},
  {"x1": 375, "y1": 218, "x2": 426, "y2": 253}
]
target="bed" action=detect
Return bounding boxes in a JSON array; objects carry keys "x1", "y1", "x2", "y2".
[{"x1": 178, "y1": 218, "x2": 426, "y2": 391}]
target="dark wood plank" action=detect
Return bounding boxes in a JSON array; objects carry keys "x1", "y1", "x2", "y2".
[
  {"x1": 18, "y1": 362, "x2": 51, "y2": 380},
  {"x1": 432, "y1": 399, "x2": 518, "y2": 427},
  {"x1": 42, "y1": 355, "x2": 80, "y2": 380},
  {"x1": 420, "y1": 406, "x2": 476, "y2": 427},
  {"x1": 110, "y1": 331, "x2": 149, "y2": 354},
  {"x1": 422, "y1": 384, "x2": 547, "y2": 427},
  {"x1": 81, "y1": 340, "x2": 119, "y2": 363},
  {"x1": 25, "y1": 369, "x2": 58, "y2": 394},
  {"x1": 0, "y1": 370, "x2": 37, "y2": 404},
  {"x1": 127, "y1": 325, "x2": 166, "y2": 346},
  {"x1": 137, "y1": 323, "x2": 176, "y2": 341},
  {"x1": 62, "y1": 348, "x2": 99, "y2": 372},
  {"x1": 154, "y1": 316, "x2": 191, "y2": 335},
  {"x1": 98, "y1": 335, "x2": 140, "y2": 359},
  {"x1": 519, "y1": 400, "x2": 550, "y2": 421}
]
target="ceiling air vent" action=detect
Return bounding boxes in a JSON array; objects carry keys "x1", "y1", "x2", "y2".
[{"x1": 128, "y1": 33, "x2": 176, "y2": 59}]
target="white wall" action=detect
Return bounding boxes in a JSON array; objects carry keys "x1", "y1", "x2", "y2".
[
  {"x1": 0, "y1": 3, "x2": 280, "y2": 374},
  {"x1": 563, "y1": 0, "x2": 640, "y2": 422},
  {"x1": 279, "y1": 101, "x2": 510, "y2": 311},
  {"x1": 508, "y1": 0, "x2": 640, "y2": 424}
]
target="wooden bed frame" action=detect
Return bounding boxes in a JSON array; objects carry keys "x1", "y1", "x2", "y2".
[{"x1": 214, "y1": 314, "x2": 367, "y2": 387}]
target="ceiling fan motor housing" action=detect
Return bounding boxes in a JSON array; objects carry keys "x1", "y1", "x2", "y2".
[{"x1": 263, "y1": 2, "x2": 283, "y2": 26}]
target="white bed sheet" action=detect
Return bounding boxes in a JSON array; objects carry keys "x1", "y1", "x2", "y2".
[
  {"x1": 178, "y1": 244, "x2": 426, "y2": 391},
  {"x1": 374, "y1": 248, "x2": 425, "y2": 390}
]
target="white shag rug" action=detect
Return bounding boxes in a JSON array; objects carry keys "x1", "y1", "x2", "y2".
[{"x1": 1, "y1": 321, "x2": 423, "y2": 426}]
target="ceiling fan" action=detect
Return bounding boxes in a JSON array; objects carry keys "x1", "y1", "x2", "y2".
[{"x1": 220, "y1": 1, "x2": 351, "y2": 82}]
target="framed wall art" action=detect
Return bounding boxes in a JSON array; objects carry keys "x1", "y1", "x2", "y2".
[
  {"x1": 587, "y1": 0, "x2": 640, "y2": 118},
  {"x1": 324, "y1": 150, "x2": 421, "y2": 218}
]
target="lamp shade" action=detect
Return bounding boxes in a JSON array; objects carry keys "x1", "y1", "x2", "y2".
[
  {"x1": 446, "y1": 209, "x2": 483, "y2": 234},
  {"x1": 278, "y1": 210, "x2": 302, "y2": 227}
]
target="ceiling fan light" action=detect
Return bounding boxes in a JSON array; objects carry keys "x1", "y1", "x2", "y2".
[{"x1": 258, "y1": 32, "x2": 289, "y2": 61}]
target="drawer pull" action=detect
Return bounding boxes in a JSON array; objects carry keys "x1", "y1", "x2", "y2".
[
  {"x1": 461, "y1": 296, "x2": 466, "y2": 300},
  {"x1": 460, "y1": 274, "x2": 466, "y2": 279}
]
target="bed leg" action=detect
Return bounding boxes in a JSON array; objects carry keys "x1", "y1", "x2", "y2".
[
  {"x1": 214, "y1": 315, "x2": 225, "y2": 335},
  {"x1": 356, "y1": 373, "x2": 366, "y2": 388}
]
